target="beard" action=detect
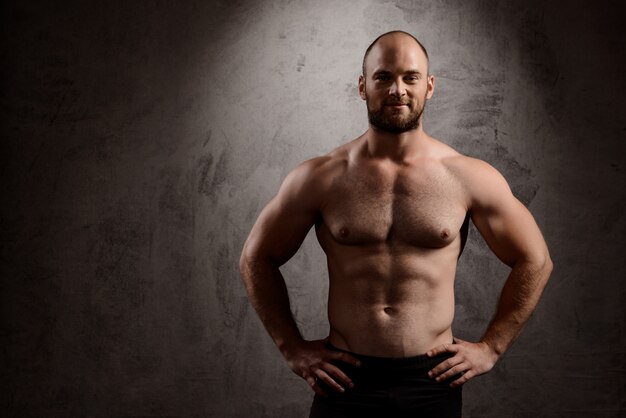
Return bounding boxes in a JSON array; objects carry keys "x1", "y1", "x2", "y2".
[{"x1": 366, "y1": 95, "x2": 426, "y2": 134}]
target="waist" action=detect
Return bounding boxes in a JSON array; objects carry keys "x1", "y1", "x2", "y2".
[
  {"x1": 325, "y1": 340, "x2": 454, "y2": 370},
  {"x1": 327, "y1": 298, "x2": 455, "y2": 356}
]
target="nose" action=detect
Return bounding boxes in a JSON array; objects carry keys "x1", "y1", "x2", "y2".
[{"x1": 389, "y1": 79, "x2": 406, "y2": 98}]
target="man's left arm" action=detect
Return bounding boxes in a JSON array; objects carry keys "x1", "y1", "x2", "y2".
[{"x1": 428, "y1": 159, "x2": 553, "y2": 387}]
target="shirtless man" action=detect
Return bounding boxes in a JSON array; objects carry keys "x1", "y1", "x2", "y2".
[{"x1": 239, "y1": 31, "x2": 553, "y2": 417}]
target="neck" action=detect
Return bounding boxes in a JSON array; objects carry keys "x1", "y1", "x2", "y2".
[{"x1": 365, "y1": 123, "x2": 428, "y2": 161}]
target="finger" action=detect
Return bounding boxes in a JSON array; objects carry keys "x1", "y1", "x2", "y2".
[
  {"x1": 306, "y1": 375, "x2": 329, "y2": 397},
  {"x1": 428, "y1": 356, "x2": 463, "y2": 378},
  {"x1": 313, "y1": 382, "x2": 329, "y2": 397},
  {"x1": 315, "y1": 368, "x2": 346, "y2": 393},
  {"x1": 331, "y1": 351, "x2": 362, "y2": 367},
  {"x1": 435, "y1": 363, "x2": 468, "y2": 382},
  {"x1": 322, "y1": 362, "x2": 355, "y2": 388},
  {"x1": 450, "y1": 370, "x2": 475, "y2": 388},
  {"x1": 427, "y1": 342, "x2": 459, "y2": 357}
]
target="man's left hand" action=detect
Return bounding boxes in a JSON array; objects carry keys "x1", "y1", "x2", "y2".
[{"x1": 426, "y1": 338, "x2": 499, "y2": 387}]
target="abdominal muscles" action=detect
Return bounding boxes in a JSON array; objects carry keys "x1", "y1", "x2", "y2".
[{"x1": 325, "y1": 242, "x2": 459, "y2": 357}]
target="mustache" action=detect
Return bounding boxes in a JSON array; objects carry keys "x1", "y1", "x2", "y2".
[{"x1": 384, "y1": 101, "x2": 410, "y2": 106}]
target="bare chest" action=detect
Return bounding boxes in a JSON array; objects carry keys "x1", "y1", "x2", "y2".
[{"x1": 320, "y1": 164, "x2": 467, "y2": 248}]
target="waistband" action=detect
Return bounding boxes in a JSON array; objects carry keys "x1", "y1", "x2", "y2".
[{"x1": 325, "y1": 340, "x2": 453, "y2": 368}]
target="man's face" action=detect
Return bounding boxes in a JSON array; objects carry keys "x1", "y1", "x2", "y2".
[{"x1": 359, "y1": 34, "x2": 435, "y2": 134}]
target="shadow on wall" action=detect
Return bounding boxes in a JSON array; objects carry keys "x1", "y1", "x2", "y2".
[{"x1": 1, "y1": 0, "x2": 624, "y2": 417}]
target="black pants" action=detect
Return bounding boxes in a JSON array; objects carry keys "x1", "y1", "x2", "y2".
[{"x1": 309, "y1": 342, "x2": 462, "y2": 418}]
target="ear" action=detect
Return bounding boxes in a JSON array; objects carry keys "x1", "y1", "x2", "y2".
[
  {"x1": 358, "y1": 75, "x2": 366, "y2": 100},
  {"x1": 425, "y1": 74, "x2": 435, "y2": 100}
]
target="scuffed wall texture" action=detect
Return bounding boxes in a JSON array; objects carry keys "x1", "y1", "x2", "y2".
[{"x1": 2, "y1": 0, "x2": 624, "y2": 416}]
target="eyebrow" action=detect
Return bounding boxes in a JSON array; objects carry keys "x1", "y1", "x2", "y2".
[{"x1": 372, "y1": 69, "x2": 423, "y2": 77}]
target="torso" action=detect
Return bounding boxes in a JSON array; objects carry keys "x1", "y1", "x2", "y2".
[{"x1": 314, "y1": 134, "x2": 470, "y2": 357}]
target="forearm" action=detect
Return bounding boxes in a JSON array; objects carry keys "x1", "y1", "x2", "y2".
[
  {"x1": 480, "y1": 257, "x2": 553, "y2": 357},
  {"x1": 239, "y1": 254, "x2": 305, "y2": 356}
]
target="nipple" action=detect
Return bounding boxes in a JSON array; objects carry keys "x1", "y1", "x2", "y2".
[
  {"x1": 440, "y1": 229, "x2": 450, "y2": 240},
  {"x1": 340, "y1": 227, "x2": 349, "y2": 238}
]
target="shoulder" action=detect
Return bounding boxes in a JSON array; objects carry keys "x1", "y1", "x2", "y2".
[
  {"x1": 285, "y1": 147, "x2": 348, "y2": 186},
  {"x1": 445, "y1": 154, "x2": 509, "y2": 186},
  {"x1": 278, "y1": 143, "x2": 350, "y2": 203},
  {"x1": 437, "y1": 144, "x2": 513, "y2": 211}
]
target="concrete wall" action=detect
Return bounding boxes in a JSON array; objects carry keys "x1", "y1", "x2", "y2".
[{"x1": 2, "y1": 0, "x2": 624, "y2": 416}]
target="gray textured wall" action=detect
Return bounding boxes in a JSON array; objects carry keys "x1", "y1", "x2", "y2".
[{"x1": 2, "y1": 0, "x2": 625, "y2": 417}]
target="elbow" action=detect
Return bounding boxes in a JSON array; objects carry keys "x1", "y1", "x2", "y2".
[
  {"x1": 536, "y1": 251, "x2": 553, "y2": 287},
  {"x1": 239, "y1": 251, "x2": 248, "y2": 276},
  {"x1": 239, "y1": 239, "x2": 253, "y2": 277},
  {"x1": 239, "y1": 243, "x2": 278, "y2": 277},
  {"x1": 239, "y1": 243, "x2": 255, "y2": 277},
  {"x1": 515, "y1": 250, "x2": 553, "y2": 283},
  {"x1": 239, "y1": 245, "x2": 261, "y2": 293},
  {"x1": 544, "y1": 254, "x2": 554, "y2": 274},
  {"x1": 540, "y1": 245, "x2": 554, "y2": 275},
  {"x1": 538, "y1": 255, "x2": 553, "y2": 296},
  {"x1": 543, "y1": 255, "x2": 554, "y2": 286}
]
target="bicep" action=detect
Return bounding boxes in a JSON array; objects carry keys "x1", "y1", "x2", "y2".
[
  {"x1": 469, "y1": 167, "x2": 549, "y2": 268},
  {"x1": 242, "y1": 164, "x2": 321, "y2": 267}
]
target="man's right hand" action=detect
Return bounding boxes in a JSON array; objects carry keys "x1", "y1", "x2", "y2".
[{"x1": 283, "y1": 337, "x2": 362, "y2": 397}]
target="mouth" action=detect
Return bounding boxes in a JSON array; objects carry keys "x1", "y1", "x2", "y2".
[
  {"x1": 385, "y1": 104, "x2": 409, "y2": 112},
  {"x1": 385, "y1": 102, "x2": 409, "y2": 108}
]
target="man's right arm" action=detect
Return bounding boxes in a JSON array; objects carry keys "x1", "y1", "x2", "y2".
[
  {"x1": 240, "y1": 160, "x2": 320, "y2": 355},
  {"x1": 239, "y1": 158, "x2": 360, "y2": 396}
]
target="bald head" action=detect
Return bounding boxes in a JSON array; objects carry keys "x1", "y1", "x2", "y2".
[{"x1": 362, "y1": 31, "x2": 429, "y2": 77}]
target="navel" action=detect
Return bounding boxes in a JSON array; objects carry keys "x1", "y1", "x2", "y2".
[{"x1": 383, "y1": 306, "x2": 395, "y2": 315}]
